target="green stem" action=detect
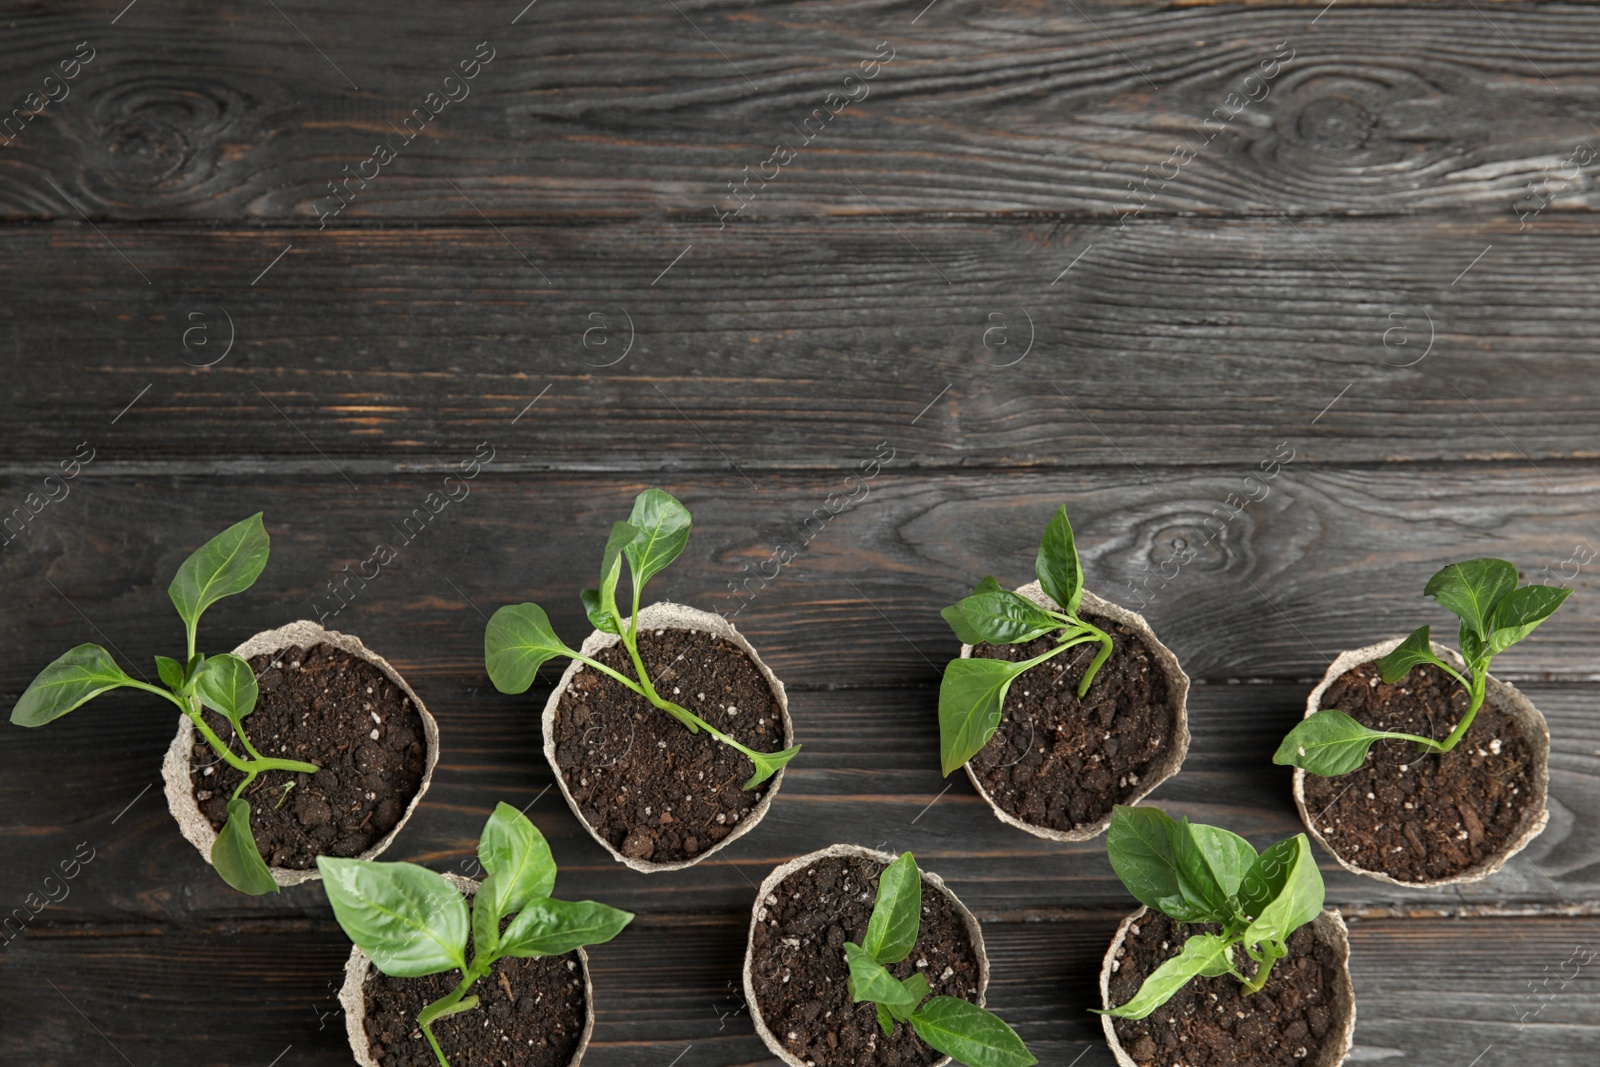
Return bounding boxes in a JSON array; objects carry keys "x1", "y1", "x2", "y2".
[
  {"x1": 1434, "y1": 665, "x2": 1488, "y2": 753},
  {"x1": 1074, "y1": 619, "x2": 1115, "y2": 698},
  {"x1": 614, "y1": 623, "x2": 701, "y2": 733},
  {"x1": 417, "y1": 971, "x2": 483, "y2": 1067},
  {"x1": 126, "y1": 680, "x2": 320, "y2": 777}
]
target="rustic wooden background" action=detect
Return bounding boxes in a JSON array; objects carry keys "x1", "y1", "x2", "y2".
[{"x1": 3, "y1": 1, "x2": 1599, "y2": 1065}]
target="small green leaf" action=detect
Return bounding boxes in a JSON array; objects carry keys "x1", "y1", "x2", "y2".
[
  {"x1": 1241, "y1": 835, "x2": 1323, "y2": 959},
  {"x1": 909, "y1": 996, "x2": 1037, "y2": 1067},
  {"x1": 844, "y1": 942, "x2": 917, "y2": 1011},
  {"x1": 941, "y1": 588, "x2": 1060, "y2": 647},
  {"x1": 155, "y1": 655, "x2": 186, "y2": 690},
  {"x1": 741, "y1": 742, "x2": 802, "y2": 791},
  {"x1": 1105, "y1": 806, "x2": 1212, "y2": 924},
  {"x1": 471, "y1": 872, "x2": 503, "y2": 958},
  {"x1": 937, "y1": 657, "x2": 1030, "y2": 775},
  {"x1": 316, "y1": 857, "x2": 469, "y2": 977},
  {"x1": 598, "y1": 520, "x2": 640, "y2": 619},
  {"x1": 1424, "y1": 558, "x2": 1518, "y2": 640},
  {"x1": 211, "y1": 799, "x2": 278, "y2": 896},
  {"x1": 1237, "y1": 836, "x2": 1302, "y2": 921},
  {"x1": 1274, "y1": 709, "x2": 1405, "y2": 776},
  {"x1": 11, "y1": 644, "x2": 136, "y2": 727},
  {"x1": 497, "y1": 897, "x2": 634, "y2": 958},
  {"x1": 1097, "y1": 934, "x2": 1236, "y2": 1020},
  {"x1": 1458, "y1": 621, "x2": 1486, "y2": 669},
  {"x1": 477, "y1": 802, "x2": 556, "y2": 916},
  {"x1": 899, "y1": 971, "x2": 931, "y2": 1011},
  {"x1": 1035, "y1": 505, "x2": 1084, "y2": 617},
  {"x1": 624, "y1": 489, "x2": 692, "y2": 594},
  {"x1": 193, "y1": 653, "x2": 259, "y2": 727},
  {"x1": 1486, "y1": 584, "x2": 1572, "y2": 657},
  {"x1": 1175, "y1": 822, "x2": 1257, "y2": 920},
  {"x1": 1377, "y1": 625, "x2": 1444, "y2": 684},
  {"x1": 484, "y1": 603, "x2": 575, "y2": 694},
  {"x1": 580, "y1": 589, "x2": 620, "y2": 634},
  {"x1": 168, "y1": 513, "x2": 270, "y2": 630},
  {"x1": 876, "y1": 1003, "x2": 895, "y2": 1037},
  {"x1": 863, "y1": 852, "x2": 922, "y2": 965}
]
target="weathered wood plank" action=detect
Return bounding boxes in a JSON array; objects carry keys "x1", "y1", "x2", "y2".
[
  {"x1": 3, "y1": 216, "x2": 1600, "y2": 469},
  {"x1": 4, "y1": 3, "x2": 1600, "y2": 222}
]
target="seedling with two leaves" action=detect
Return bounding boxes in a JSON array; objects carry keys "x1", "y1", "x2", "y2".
[
  {"x1": 938, "y1": 506, "x2": 1114, "y2": 775},
  {"x1": 9, "y1": 514, "x2": 317, "y2": 895},
  {"x1": 320, "y1": 803, "x2": 632, "y2": 1067},
  {"x1": 484, "y1": 488, "x2": 800, "y2": 789},
  {"x1": 1100, "y1": 806, "x2": 1325, "y2": 1019},
  {"x1": 844, "y1": 852, "x2": 1036, "y2": 1067},
  {"x1": 1275, "y1": 559, "x2": 1571, "y2": 776}
]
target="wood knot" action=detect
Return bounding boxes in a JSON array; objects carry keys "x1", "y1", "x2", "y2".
[{"x1": 1295, "y1": 96, "x2": 1377, "y2": 152}]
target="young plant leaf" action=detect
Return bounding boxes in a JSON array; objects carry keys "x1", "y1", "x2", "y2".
[
  {"x1": 624, "y1": 488, "x2": 692, "y2": 592},
  {"x1": 1377, "y1": 625, "x2": 1443, "y2": 683},
  {"x1": 497, "y1": 897, "x2": 634, "y2": 958},
  {"x1": 193, "y1": 653, "x2": 259, "y2": 727},
  {"x1": 1105, "y1": 806, "x2": 1213, "y2": 924},
  {"x1": 211, "y1": 799, "x2": 278, "y2": 896},
  {"x1": 1237, "y1": 835, "x2": 1300, "y2": 919},
  {"x1": 877, "y1": 1003, "x2": 895, "y2": 1037},
  {"x1": 940, "y1": 576, "x2": 1006, "y2": 645},
  {"x1": 845, "y1": 942, "x2": 918, "y2": 1013},
  {"x1": 1272, "y1": 709, "x2": 1421, "y2": 776},
  {"x1": 580, "y1": 588, "x2": 620, "y2": 634},
  {"x1": 941, "y1": 588, "x2": 1060, "y2": 647},
  {"x1": 10, "y1": 644, "x2": 136, "y2": 726},
  {"x1": 317, "y1": 857, "x2": 469, "y2": 977},
  {"x1": 898, "y1": 972, "x2": 931, "y2": 1014},
  {"x1": 1240, "y1": 835, "x2": 1323, "y2": 959},
  {"x1": 909, "y1": 996, "x2": 1038, "y2": 1067},
  {"x1": 168, "y1": 513, "x2": 270, "y2": 630},
  {"x1": 484, "y1": 603, "x2": 574, "y2": 694},
  {"x1": 477, "y1": 802, "x2": 557, "y2": 916},
  {"x1": 471, "y1": 871, "x2": 503, "y2": 958},
  {"x1": 937, "y1": 657, "x2": 1029, "y2": 775},
  {"x1": 740, "y1": 742, "x2": 803, "y2": 791},
  {"x1": 1035, "y1": 505, "x2": 1084, "y2": 617},
  {"x1": 155, "y1": 654, "x2": 186, "y2": 690},
  {"x1": 863, "y1": 852, "x2": 922, "y2": 965},
  {"x1": 1458, "y1": 621, "x2": 1486, "y2": 669},
  {"x1": 1424, "y1": 558, "x2": 1518, "y2": 640},
  {"x1": 1174, "y1": 822, "x2": 1257, "y2": 920},
  {"x1": 1486, "y1": 584, "x2": 1572, "y2": 656},
  {"x1": 598, "y1": 520, "x2": 640, "y2": 618},
  {"x1": 1098, "y1": 934, "x2": 1236, "y2": 1020}
]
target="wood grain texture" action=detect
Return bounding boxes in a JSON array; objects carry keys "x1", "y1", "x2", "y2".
[
  {"x1": 4, "y1": 2, "x2": 1600, "y2": 222},
  {"x1": 3, "y1": 216, "x2": 1600, "y2": 469}
]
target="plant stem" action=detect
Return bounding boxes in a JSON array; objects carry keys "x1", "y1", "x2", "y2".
[
  {"x1": 417, "y1": 972, "x2": 483, "y2": 1067},
  {"x1": 1434, "y1": 664, "x2": 1489, "y2": 754},
  {"x1": 1074, "y1": 619, "x2": 1115, "y2": 698},
  {"x1": 126, "y1": 679, "x2": 319, "y2": 776}
]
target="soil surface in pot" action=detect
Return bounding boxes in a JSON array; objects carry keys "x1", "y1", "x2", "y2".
[
  {"x1": 968, "y1": 614, "x2": 1175, "y2": 833},
  {"x1": 1301, "y1": 660, "x2": 1534, "y2": 882},
  {"x1": 191, "y1": 642, "x2": 428, "y2": 868},
  {"x1": 552, "y1": 626, "x2": 784, "y2": 864},
  {"x1": 363, "y1": 944, "x2": 586, "y2": 1067},
  {"x1": 1108, "y1": 913, "x2": 1344, "y2": 1067},
  {"x1": 749, "y1": 853, "x2": 983, "y2": 1067}
]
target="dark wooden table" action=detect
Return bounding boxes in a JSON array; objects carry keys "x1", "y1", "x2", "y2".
[{"x1": 3, "y1": 2, "x2": 1599, "y2": 1064}]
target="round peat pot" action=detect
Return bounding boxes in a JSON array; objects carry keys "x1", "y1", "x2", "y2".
[
  {"x1": 1099, "y1": 906, "x2": 1356, "y2": 1067},
  {"x1": 743, "y1": 844, "x2": 989, "y2": 1067},
  {"x1": 339, "y1": 873, "x2": 596, "y2": 1067},
  {"x1": 1292, "y1": 637, "x2": 1551, "y2": 887},
  {"x1": 161, "y1": 620, "x2": 440, "y2": 888},
  {"x1": 542, "y1": 601, "x2": 793, "y2": 872},
  {"x1": 959, "y1": 582, "x2": 1190, "y2": 842}
]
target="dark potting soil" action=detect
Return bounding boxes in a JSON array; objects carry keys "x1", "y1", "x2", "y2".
[
  {"x1": 1300, "y1": 660, "x2": 1535, "y2": 882},
  {"x1": 551, "y1": 626, "x2": 785, "y2": 864},
  {"x1": 190, "y1": 642, "x2": 429, "y2": 869},
  {"x1": 1108, "y1": 913, "x2": 1347, "y2": 1067},
  {"x1": 363, "y1": 939, "x2": 587, "y2": 1067},
  {"x1": 968, "y1": 613, "x2": 1176, "y2": 833},
  {"x1": 749, "y1": 853, "x2": 984, "y2": 1067}
]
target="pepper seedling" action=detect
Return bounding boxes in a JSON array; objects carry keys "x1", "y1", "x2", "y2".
[
  {"x1": 1274, "y1": 558, "x2": 1571, "y2": 776},
  {"x1": 937, "y1": 505, "x2": 1114, "y2": 775},
  {"x1": 319, "y1": 803, "x2": 632, "y2": 1067},
  {"x1": 483, "y1": 488, "x2": 800, "y2": 789},
  {"x1": 9, "y1": 513, "x2": 317, "y2": 895},
  {"x1": 843, "y1": 852, "x2": 1036, "y2": 1067},
  {"x1": 1099, "y1": 805, "x2": 1325, "y2": 1019}
]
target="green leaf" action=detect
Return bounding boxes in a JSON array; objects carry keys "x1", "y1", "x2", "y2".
[
  {"x1": 941, "y1": 589, "x2": 1060, "y2": 647},
  {"x1": 1458, "y1": 621, "x2": 1486, "y2": 669},
  {"x1": 580, "y1": 588, "x2": 620, "y2": 634},
  {"x1": 1098, "y1": 934, "x2": 1236, "y2": 1020},
  {"x1": 155, "y1": 655, "x2": 186, "y2": 690},
  {"x1": 484, "y1": 603, "x2": 575, "y2": 694},
  {"x1": 1424, "y1": 558, "x2": 1518, "y2": 640},
  {"x1": 193, "y1": 653, "x2": 259, "y2": 727},
  {"x1": 1486, "y1": 584, "x2": 1572, "y2": 656},
  {"x1": 1273, "y1": 709, "x2": 1403, "y2": 777},
  {"x1": 1377, "y1": 625, "x2": 1444, "y2": 684},
  {"x1": 877, "y1": 1003, "x2": 894, "y2": 1037},
  {"x1": 316, "y1": 857, "x2": 469, "y2": 977},
  {"x1": 1035, "y1": 505, "x2": 1084, "y2": 617},
  {"x1": 741, "y1": 742, "x2": 803, "y2": 790},
  {"x1": 598, "y1": 520, "x2": 640, "y2": 619},
  {"x1": 899, "y1": 972, "x2": 931, "y2": 1010},
  {"x1": 937, "y1": 657, "x2": 1030, "y2": 776},
  {"x1": 844, "y1": 942, "x2": 917, "y2": 1011},
  {"x1": 11, "y1": 644, "x2": 136, "y2": 727},
  {"x1": 471, "y1": 872, "x2": 502, "y2": 958},
  {"x1": 1105, "y1": 806, "x2": 1212, "y2": 924},
  {"x1": 1241, "y1": 835, "x2": 1323, "y2": 958},
  {"x1": 497, "y1": 897, "x2": 634, "y2": 958},
  {"x1": 1237, "y1": 836, "x2": 1299, "y2": 920},
  {"x1": 909, "y1": 996, "x2": 1037, "y2": 1067},
  {"x1": 624, "y1": 488, "x2": 692, "y2": 594},
  {"x1": 211, "y1": 799, "x2": 278, "y2": 896},
  {"x1": 1175, "y1": 822, "x2": 1257, "y2": 920},
  {"x1": 167, "y1": 513, "x2": 270, "y2": 630},
  {"x1": 477, "y1": 802, "x2": 556, "y2": 917},
  {"x1": 863, "y1": 852, "x2": 922, "y2": 965}
]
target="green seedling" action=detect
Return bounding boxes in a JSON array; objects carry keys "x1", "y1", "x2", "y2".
[
  {"x1": 938, "y1": 505, "x2": 1114, "y2": 775},
  {"x1": 844, "y1": 852, "x2": 1036, "y2": 1067},
  {"x1": 320, "y1": 803, "x2": 632, "y2": 1067},
  {"x1": 9, "y1": 513, "x2": 317, "y2": 895},
  {"x1": 1275, "y1": 558, "x2": 1571, "y2": 776},
  {"x1": 1099, "y1": 806, "x2": 1325, "y2": 1019},
  {"x1": 483, "y1": 488, "x2": 799, "y2": 789}
]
